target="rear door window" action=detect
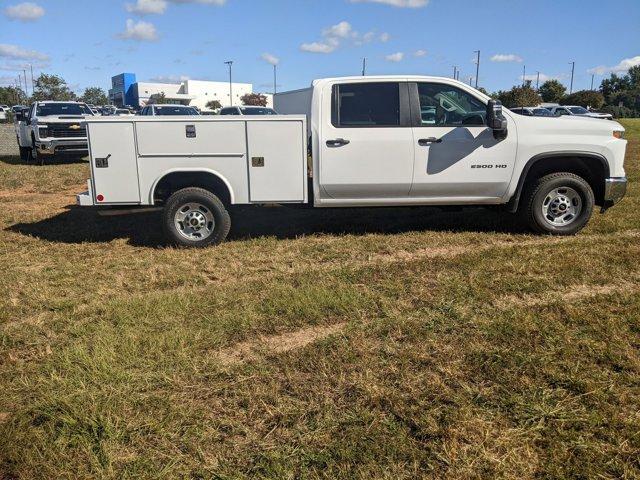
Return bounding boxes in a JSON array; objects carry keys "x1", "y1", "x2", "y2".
[{"x1": 333, "y1": 82, "x2": 400, "y2": 127}]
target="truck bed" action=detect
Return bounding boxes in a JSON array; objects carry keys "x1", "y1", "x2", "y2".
[{"x1": 79, "y1": 116, "x2": 308, "y2": 206}]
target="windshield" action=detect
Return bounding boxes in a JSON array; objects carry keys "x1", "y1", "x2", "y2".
[
  {"x1": 533, "y1": 108, "x2": 553, "y2": 116},
  {"x1": 240, "y1": 107, "x2": 277, "y2": 115},
  {"x1": 569, "y1": 107, "x2": 589, "y2": 114},
  {"x1": 154, "y1": 106, "x2": 199, "y2": 116},
  {"x1": 36, "y1": 103, "x2": 93, "y2": 116}
]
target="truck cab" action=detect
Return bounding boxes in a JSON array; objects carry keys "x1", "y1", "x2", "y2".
[
  {"x1": 16, "y1": 101, "x2": 94, "y2": 163},
  {"x1": 77, "y1": 75, "x2": 628, "y2": 247}
]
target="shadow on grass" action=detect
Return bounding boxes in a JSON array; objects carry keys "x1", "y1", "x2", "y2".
[
  {"x1": 0, "y1": 155, "x2": 88, "y2": 166},
  {"x1": 7, "y1": 203, "x2": 527, "y2": 248}
]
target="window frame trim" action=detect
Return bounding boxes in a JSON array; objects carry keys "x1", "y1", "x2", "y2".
[
  {"x1": 408, "y1": 81, "x2": 488, "y2": 128},
  {"x1": 331, "y1": 81, "x2": 411, "y2": 129}
]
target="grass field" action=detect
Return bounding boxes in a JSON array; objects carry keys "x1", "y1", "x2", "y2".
[{"x1": 1, "y1": 121, "x2": 639, "y2": 479}]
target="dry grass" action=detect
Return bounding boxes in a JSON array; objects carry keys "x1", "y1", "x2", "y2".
[{"x1": 0, "y1": 120, "x2": 639, "y2": 479}]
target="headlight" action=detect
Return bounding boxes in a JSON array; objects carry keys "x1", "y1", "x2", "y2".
[
  {"x1": 38, "y1": 125, "x2": 48, "y2": 137},
  {"x1": 613, "y1": 130, "x2": 624, "y2": 139}
]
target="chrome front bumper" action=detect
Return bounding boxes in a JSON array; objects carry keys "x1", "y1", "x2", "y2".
[
  {"x1": 36, "y1": 139, "x2": 88, "y2": 155},
  {"x1": 603, "y1": 177, "x2": 628, "y2": 210}
]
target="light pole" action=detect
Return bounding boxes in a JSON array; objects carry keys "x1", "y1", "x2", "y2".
[
  {"x1": 522, "y1": 65, "x2": 526, "y2": 87},
  {"x1": 569, "y1": 61, "x2": 575, "y2": 94},
  {"x1": 536, "y1": 71, "x2": 540, "y2": 90},
  {"x1": 30, "y1": 64, "x2": 35, "y2": 95},
  {"x1": 362, "y1": 58, "x2": 366, "y2": 76},
  {"x1": 273, "y1": 64, "x2": 277, "y2": 95},
  {"x1": 473, "y1": 50, "x2": 480, "y2": 88},
  {"x1": 590, "y1": 73, "x2": 595, "y2": 91},
  {"x1": 225, "y1": 60, "x2": 233, "y2": 106}
]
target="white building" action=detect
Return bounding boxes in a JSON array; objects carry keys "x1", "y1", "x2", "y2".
[{"x1": 109, "y1": 73, "x2": 272, "y2": 112}]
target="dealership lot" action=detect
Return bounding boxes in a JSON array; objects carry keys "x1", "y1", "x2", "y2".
[{"x1": 0, "y1": 120, "x2": 638, "y2": 478}]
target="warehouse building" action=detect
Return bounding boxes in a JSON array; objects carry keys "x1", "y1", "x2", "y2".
[{"x1": 108, "y1": 73, "x2": 271, "y2": 111}]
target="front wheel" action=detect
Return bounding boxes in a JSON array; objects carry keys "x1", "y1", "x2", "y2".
[
  {"x1": 162, "y1": 187, "x2": 231, "y2": 247},
  {"x1": 521, "y1": 172, "x2": 594, "y2": 235}
]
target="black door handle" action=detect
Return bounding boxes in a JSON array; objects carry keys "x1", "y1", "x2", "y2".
[
  {"x1": 418, "y1": 137, "x2": 442, "y2": 146},
  {"x1": 326, "y1": 138, "x2": 350, "y2": 147}
]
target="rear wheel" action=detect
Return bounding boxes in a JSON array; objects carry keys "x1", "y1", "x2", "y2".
[
  {"x1": 521, "y1": 172, "x2": 594, "y2": 235},
  {"x1": 162, "y1": 187, "x2": 231, "y2": 247}
]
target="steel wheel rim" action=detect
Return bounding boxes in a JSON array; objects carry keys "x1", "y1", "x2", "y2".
[
  {"x1": 174, "y1": 202, "x2": 215, "y2": 241},
  {"x1": 541, "y1": 186, "x2": 582, "y2": 227}
]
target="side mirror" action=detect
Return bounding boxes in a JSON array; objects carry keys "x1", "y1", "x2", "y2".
[
  {"x1": 486, "y1": 100, "x2": 508, "y2": 139},
  {"x1": 15, "y1": 111, "x2": 24, "y2": 122}
]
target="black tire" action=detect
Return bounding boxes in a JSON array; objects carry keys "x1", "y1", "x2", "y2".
[
  {"x1": 162, "y1": 187, "x2": 231, "y2": 247},
  {"x1": 19, "y1": 146, "x2": 30, "y2": 162},
  {"x1": 520, "y1": 172, "x2": 594, "y2": 235}
]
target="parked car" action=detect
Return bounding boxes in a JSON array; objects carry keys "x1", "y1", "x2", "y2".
[
  {"x1": 77, "y1": 75, "x2": 627, "y2": 247},
  {"x1": 510, "y1": 107, "x2": 554, "y2": 117},
  {"x1": 219, "y1": 106, "x2": 278, "y2": 116},
  {"x1": 0, "y1": 106, "x2": 8, "y2": 121},
  {"x1": 549, "y1": 105, "x2": 613, "y2": 120},
  {"x1": 15, "y1": 101, "x2": 94, "y2": 163},
  {"x1": 114, "y1": 108, "x2": 134, "y2": 116},
  {"x1": 139, "y1": 104, "x2": 200, "y2": 116},
  {"x1": 11, "y1": 105, "x2": 27, "y2": 113}
]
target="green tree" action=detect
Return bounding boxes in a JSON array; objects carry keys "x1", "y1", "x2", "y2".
[
  {"x1": 495, "y1": 82, "x2": 542, "y2": 108},
  {"x1": 148, "y1": 92, "x2": 170, "y2": 104},
  {"x1": 0, "y1": 86, "x2": 27, "y2": 106},
  {"x1": 538, "y1": 79, "x2": 566, "y2": 103},
  {"x1": 81, "y1": 87, "x2": 108, "y2": 106},
  {"x1": 206, "y1": 100, "x2": 222, "y2": 111},
  {"x1": 561, "y1": 90, "x2": 605, "y2": 109},
  {"x1": 32, "y1": 74, "x2": 76, "y2": 101},
  {"x1": 240, "y1": 93, "x2": 267, "y2": 107}
]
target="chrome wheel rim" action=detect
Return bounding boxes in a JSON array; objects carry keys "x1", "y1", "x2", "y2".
[
  {"x1": 541, "y1": 187, "x2": 582, "y2": 227},
  {"x1": 174, "y1": 203, "x2": 215, "y2": 241}
]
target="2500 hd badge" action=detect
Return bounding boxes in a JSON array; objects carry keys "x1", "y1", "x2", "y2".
[{"x1": 471, "y1": 164, "x2": 508, "y2": 169}]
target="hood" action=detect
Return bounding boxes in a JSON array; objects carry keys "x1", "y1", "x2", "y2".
[
  {"x1": 508, "y1": 110, "x2": 624, "y2": 133},
  {"x1": 34, "y1": 115, "x2": 92, "y2": 123}
]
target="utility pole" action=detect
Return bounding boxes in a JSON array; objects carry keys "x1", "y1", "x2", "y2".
[
  {"x1": 522, "y1": 65, "x2": 526, "y2": 87},
  {"x1": 590, "y1": 73, "x2": 595, "y2": 91},
  {"x1": 23, "y1": 69, "x2": 28, "y2": 96},
  {"x1": 473, "y1": 50, "x2": 480, "y2": 88},
  {"x1": 468, "y1": 76, "x2": 473, "y2": 86},
  {"x1": 536, "y1": 71, "x2": 540, "y2": 90},
  {"x1": 452, "y1": 65, "x2": 457, "y2": 79},
  {"x1": 224, "y1": 60, "x2": 233, "y2": 106},
  {"x1": 569, "y1": 61, "x2": 575, "y2": 94},
  {"x1": 362, "y1": 58, "x2": 366, "y2": 76},
  {"x1": 30, "y1": 64, "x2": 35, "y2": 94}
]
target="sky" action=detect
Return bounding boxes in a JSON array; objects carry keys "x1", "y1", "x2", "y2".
[{"x1": 1, "y1": 0, "x2": 640, "y2": 96}]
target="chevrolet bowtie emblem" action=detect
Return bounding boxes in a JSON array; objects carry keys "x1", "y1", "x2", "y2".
[{"x1": 69, "y1": 124, "x2": 81, "y2": 130}]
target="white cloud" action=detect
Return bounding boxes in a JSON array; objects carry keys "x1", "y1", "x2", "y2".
[
  {"x1": 523, "y1": 73, "x2": 556, "y2": 83},
  {"x1": 118, "y1": 19, "x2": 158, "y2": 41},
  {"x1": 300, "y1": 42, "x2": 336, "y2": 54},
  {"x1": 379, "y1": 32, "x2": 390, "y2": 42},
  {"x1": 350, "y1": 0, "x2": 428, "y2": 7},
  {"x1": 322, "y1": 21, "x2": 354, "y2": 39},
  {"x1": 125, "y1": 0, "x2": 167, "y2": 15},
  {"x1": 414, "y1": 49, "x2": 427, "y2": 57},
  {"x1": 301, "y1": 21, "x2": 388, "y2": 54},
  {"x1": 588, "y1": 55, "x2": 640, "y2": 75},
  {"x1": 147, "y1": 75, "x2": 190, "y2": 83},
  {"x1": 385, "y1": 52, "x2": 404, "y2": 62},
  {"x1": 0, "y1": 43, "x2": 49, "y2": 61},
  {"x1": 261, "y1": 52, "x2": 280, "y2": 66},
  {"x1": 490, "y1": 53, "x2": 523, "y2": 63},
  {"x1": 3, "y1": 2, "x2": 44, "y2": 21}
]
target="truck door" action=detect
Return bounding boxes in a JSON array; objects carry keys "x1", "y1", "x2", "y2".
[
  {"x1": 409, "y1": 82, "x2": 517, "y2": 199},
  {"x1": 319, "y1": 81, "x2": 414, "y2": 199}
]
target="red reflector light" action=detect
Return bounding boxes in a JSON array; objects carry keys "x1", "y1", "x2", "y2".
[{"x1": 96, "y1": 194, "x2": 104, "y2": 202}]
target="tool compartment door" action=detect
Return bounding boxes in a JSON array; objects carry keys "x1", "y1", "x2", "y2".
[
  {"x1": 247, "y1": 120, "x2": 305, "y2": 203},
  {"x1": 88, "y1": 122, "x2": 140, "y2": 203}
]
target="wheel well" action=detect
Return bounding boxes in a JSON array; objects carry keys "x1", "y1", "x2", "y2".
[
  {"x1": 511, "y1": 155, "x2": 608, "y2": 211},
  {"x1": 153, "y1": 171, "x2": 232, "y2": 206}
]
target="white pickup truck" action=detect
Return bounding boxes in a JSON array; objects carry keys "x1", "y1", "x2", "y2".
[
  {"x1": 77, "y1": 75, "x2": 627, "y2": 247},
  {"x1": 16, "y1": 101, "x2": 94, "y2": 163}
]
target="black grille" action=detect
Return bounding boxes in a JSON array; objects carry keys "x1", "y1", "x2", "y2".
[{"x1": 47, "y1": 123, "x2": 86, "y2": 138}]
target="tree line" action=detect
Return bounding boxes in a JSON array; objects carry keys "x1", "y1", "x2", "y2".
[
  {"x1": 487, "y1": 66, "x2": 640, "y2": 117},
  {"x1": 0, "y1": 74, "x2": 109, "y2": 108}
]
